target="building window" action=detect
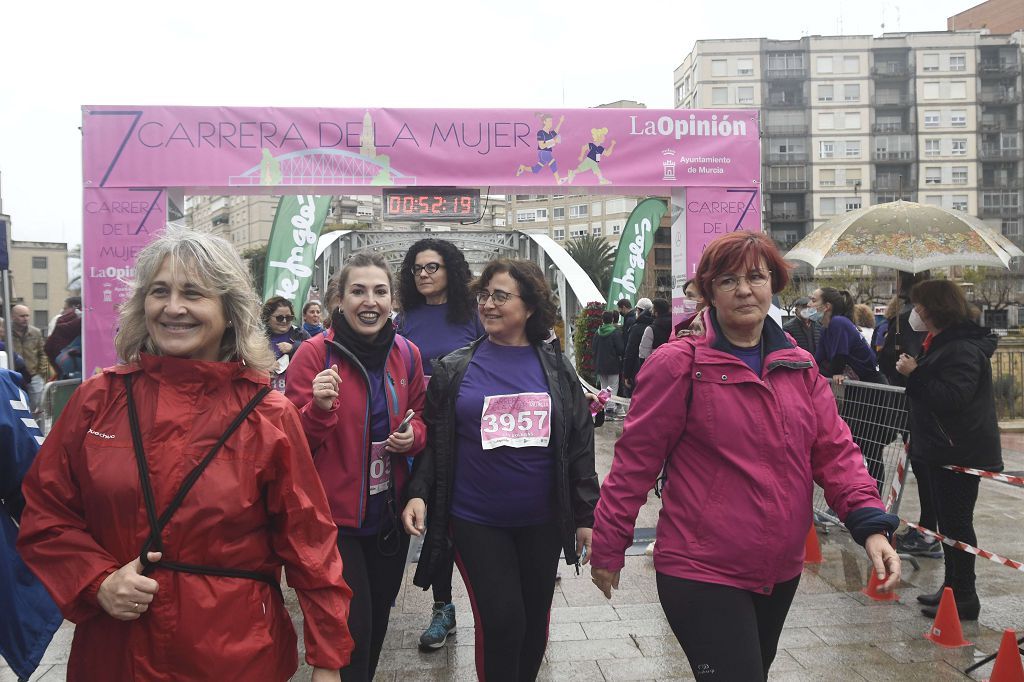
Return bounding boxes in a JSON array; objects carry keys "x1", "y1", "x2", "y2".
[
  {"x1": 843, "y1": 83, "x2": 860, "y2": 101},
  {"x1": 1003, "y1": 219, "x2": 1022, "y2": 238},
  {"x1": 820, "y1": 198, "x2": 837, "y2": 215},
  {"x1": 924, "y1": 139, "x2": 940, "y2": 156},
  {"x1": 819, "y1": 141, "x2": 835, "y2": 159},
  {"x1": 570, "y1": 227, "x2": 587, "y2": 238},
  {"x1": 925, "y1": 167, "x2": 942, "y2": 184},
  {"x1": 711, "y1": 59, "x2": 727, "y2": 76},
  {"x1": 843, "y1": 55, "x2": 860, "y2": 73},
  {"x1": 952, "y1": 195, "x2": 968, "y2": 211},
  {"x1": 535, "y1": 208, "x2": 548, "y2": 220},
  {"x1": 951, "y1": 139, "x2": 967, "y2": 156},
  {"x1": 845, "y1": 197, "x2": 862, "y2": 212},
  {"x1": 950, "y1": 81, "x2": 967, "y2": 99},
  {"x1": 924, "y1": 111, "x2": 940, "y2": 127},
  {"x1": 31, "y1": 256, "x2": 47, "y2": 269},
  {"x1": 925, "y1": 195, "x2": 943, "y2": 207},
  {"x1": 845, "y1": 168, "x2": 862, "y2": 186},
  {"x1": 711, "y1": 87, "x2": 728, "y2": 105},
  {"x1": 32, "y1": 283, "x2": 48, "y2": 300},
  {"x1": 611, "y1": 223, "x2": 622, "y2": 235},
  {"x1": 922, "y1": 53, "x2": 939, "y2": 72},
  {"x1": 952, "y1": 166, "x2": 968, "y2": 184},
  {"x1": 844, "y1": 140, "x2": 861, "y2": 158},
  {"x1": 820, "y1": 169, "x2": 836, "y2": 186},
  {"x1": 553, "y1": 207, "x2": 565, "y2": 220},
  {"x1": 569, "y1": 204, "x2": 588, "y2": 218},
  {"x1": 951, "y1": 110, "x2": 967, "y2": 127},
  {"x1": 923, "y1": 81, "x2": 940, "y2": 99},
  {"x1": 818, "y1": 84, "x2": 834, "y2": 102},
  {"x1": 950, "y1": 54, "x2": 966, "y2": 71},
  {"x1": 816, "y1": 56, "x2": 833, "y2": 73},
  {"x1": 592, "y1": 225, "x2": 603, "y2": 237},
  {"x1": 553, "y1": 228, "x2": 565, "y2": 240},
  {"x1": 516, "y1": 210, "x2": 535, "y2": 223},
  {"x1": 737, "y1": 86, "x2": 754, "y2": 104},
  {"x1": 736, "y1": 58, "x2": 754, "y2": 75},
  {"x1": 819, "y1": 113, "x2": 835, "y2": 130},
  {"x1": 844, "y1": 112, "x2": 861, "y2": 130},
  {"x1": 33, "y1": 311, "x2": 49, "y2": 329}
]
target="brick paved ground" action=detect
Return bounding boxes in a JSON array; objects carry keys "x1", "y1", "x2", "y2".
[{"x1": 7, "y1": 429, "x2": 1024, "y2": 681}]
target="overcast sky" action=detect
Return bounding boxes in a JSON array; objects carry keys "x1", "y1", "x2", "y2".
[{"x1": 0, "y1": 0, "x2": 974, "y2": 245}]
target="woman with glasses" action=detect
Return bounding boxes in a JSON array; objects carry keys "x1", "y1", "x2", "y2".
[
  {"x1": 402, "y1": 259, "x2": 598, "y2": 682},
  {"x1": 261, "y1": 296, "x2": 310, "y2": 393},
  {"x1": 285, "y1": 251, "x2": 427, "y2": 682},
  {"x1": 395, "y1": 238, "x2": 484, "y2": 651},
  {"x1": 590, "y1": 232, "x2": 899, "y2": 681}
]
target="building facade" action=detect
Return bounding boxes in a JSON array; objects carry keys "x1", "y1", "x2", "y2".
[
  {"x1": 948, "y1": 0, "x2": 1024, "y2": 35},
  {"x1": 674, "y1": 31, "x2": 1023, "y2": 263},
  {"x1": 8, "y1": 241, "x2": 74, "y2": 330}
]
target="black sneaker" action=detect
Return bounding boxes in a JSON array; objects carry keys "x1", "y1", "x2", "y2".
[
  {"x1": 894, "y1": 529, "x2": 944, "y2": 558},
  {"x1": 419, "y1": 601, "x2": 456, "y2": 651}
]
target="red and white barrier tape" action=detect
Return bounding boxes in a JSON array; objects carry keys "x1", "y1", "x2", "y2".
[
  {"x1": 884, "y1": 452, "x2": 907, "y2": 514},
  {"x1": 905, "y1": 522, "x2": 1024, "y2": 573},
  {"x1": 943, "y1": 465, "x2": 1024, "y2": 488}
]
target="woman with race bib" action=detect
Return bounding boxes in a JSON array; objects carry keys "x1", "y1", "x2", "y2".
[
  {"x1": 402, "y1": 259, "x2": 599, "y2": 682},
  {"x1": 286, "y1": 251, "x2": 427, "y2": 682}
]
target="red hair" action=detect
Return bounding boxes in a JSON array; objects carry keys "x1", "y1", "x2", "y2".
[{"x1": 695, "y1": 231, "x2": 791, "y2": 300}]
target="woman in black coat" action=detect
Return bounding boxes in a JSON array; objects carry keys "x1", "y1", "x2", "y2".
[{"x1": 896, "y1": 280, "x2": 1002, "y2": 621}]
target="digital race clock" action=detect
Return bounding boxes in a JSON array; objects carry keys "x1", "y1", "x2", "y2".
[{"x1": 383, "y1": 188, "x2": 482, "y2": 221}]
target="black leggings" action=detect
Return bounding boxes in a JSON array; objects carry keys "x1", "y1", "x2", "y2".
[
  {"x1": 657, "y1": 573, "x2": 800, "y2": 681},
  {"x1": 928, "y1": 464, "x2": 981, "y2": 596},
  {"x1": 452, "y1": 516, "x2": 562, "y2": 682},
  {"x1": 909, "y1": 457, "x2": 937, "y2": 530},
  {"x1": 336, "y1": 530, "x2": 410, "y2": 682}
]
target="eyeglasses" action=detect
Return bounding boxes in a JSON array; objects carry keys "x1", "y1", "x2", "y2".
[
  {"x1": 713, "y1": 271, "x2": 772, "y2": 293},
  {"x1": 410, "y1": 263, "x2": 444, "y2": 275},
  {"x1": 475, "y1": 290, "x2": 520, "y2": 306},
  {"x1": 272, "y1": 314, "x2": 295, "y2": 323}
]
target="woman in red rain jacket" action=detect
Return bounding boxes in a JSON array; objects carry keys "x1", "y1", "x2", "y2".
[{"x1": 17, "y1": 228, "x2": 353, "y2": 682}]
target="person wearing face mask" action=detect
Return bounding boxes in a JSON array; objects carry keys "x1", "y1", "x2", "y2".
[
  {"x1": 261, "y1": 297, "x2": 310, "y2": 393},
  {"x1": 286, "y1": 251, "x2": 428, "y2": 682},
  {"x1": 782, "y1": 297, "x2": 821, "y2": 355},
  {"x1": 896, "y1": 280, "x2": 1001, "y2": 621}
]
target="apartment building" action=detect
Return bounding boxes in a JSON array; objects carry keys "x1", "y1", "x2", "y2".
[
  {"x1": 674, "y1": 31, "x2": 1023, "y2": 259},
  {"x1": 7, "y1": 241, "x2": 74, "y2": 329}
]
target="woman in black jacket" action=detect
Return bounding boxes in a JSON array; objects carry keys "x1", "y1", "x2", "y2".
[
  {"x1": 401, "y1": 259, "x2": 599, "y2": 682},
  {"x1": 896, "y1": 280, "x2": 1002, "y2": 621}
]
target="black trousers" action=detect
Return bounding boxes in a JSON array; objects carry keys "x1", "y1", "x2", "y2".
[
  {"x1": 336, "y1": 530, "x2": 410, "y2": 682},
  {"x1": 928, "y1": 463, "x2": 981, "y2": 596},
  {"x1": 909, "y1": 457, "x2": 937, "y2": 531},
  {"x1": 657, "y1": 573, "x2": 801, "y2": 682},
  {"x1": 452, "y1": 516, "x2": 562, "y2": 682}
]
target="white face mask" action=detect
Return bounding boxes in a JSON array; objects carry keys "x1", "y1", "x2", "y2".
[
  {"x1": 798, "y1": 307, "x2": 814, "y2": 320},
  {"x1": 908, "y1": 308, "x2": 928, "y2": 332},
  {"x1": 682, "y1": 299, "x2": 698, "y2": 314}
]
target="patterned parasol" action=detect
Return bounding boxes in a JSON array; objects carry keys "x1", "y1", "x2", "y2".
[{"x1": 785, "y1": 200, "x2": 1023, "y2": 273}]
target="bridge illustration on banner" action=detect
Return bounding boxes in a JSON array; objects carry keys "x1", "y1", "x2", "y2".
[{"x1": 228, "y1": 148, "x2": 418, "y2": 187}]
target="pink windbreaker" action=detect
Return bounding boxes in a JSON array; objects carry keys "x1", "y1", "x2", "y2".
[{"x1": 591, "y1": 310, "x2": 884, "y2": 594}]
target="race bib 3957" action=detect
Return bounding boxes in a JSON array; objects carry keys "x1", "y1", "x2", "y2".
[{"x1": 479, "y1": 392, "x2": 552, "y2": 450}]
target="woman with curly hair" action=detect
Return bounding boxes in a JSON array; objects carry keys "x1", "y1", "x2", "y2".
[
  {"x1": 395, "y1": 238, "x2": 484, "y2": 650},
  {"x1": 402, "y1": 259, "x2": 598, "y2": 680},
  {"x1": 261, "y1": 296, "x2": 310, "y2": 393}
]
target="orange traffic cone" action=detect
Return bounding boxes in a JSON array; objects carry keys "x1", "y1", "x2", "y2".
[
  {"x1": 985, "y1": 629, "x2": 1024, "y2": 682},
  {"x1": 861, "y1": 568, "x2": 898, "y2": 602},
  {"x1": 925, "y1": 587, "x2": 973, "y2": 648},
  {"x1": 804, "y1": 524, "x2": 823, "y2": 564}
]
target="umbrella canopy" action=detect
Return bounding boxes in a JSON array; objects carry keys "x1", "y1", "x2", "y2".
[{"x1": 785, "y1": 200, "x2": 1024, "y2": 273}]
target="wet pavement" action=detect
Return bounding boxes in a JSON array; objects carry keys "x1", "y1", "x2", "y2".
[{"x1": 6, "y1": 429, "x2": 1024, "y2": 681}]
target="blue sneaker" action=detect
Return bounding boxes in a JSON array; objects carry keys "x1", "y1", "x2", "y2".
[{"x1": 419, "y1": 601, "x2": 456, "y2": 651}]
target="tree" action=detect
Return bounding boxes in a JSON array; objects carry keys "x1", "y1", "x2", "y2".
[
  {"x1": 242, "y1": 244, "x2": 268, "y2": 299},
  {"x1": 564, "y1": 235, "x2": 616, "y2": 294}
]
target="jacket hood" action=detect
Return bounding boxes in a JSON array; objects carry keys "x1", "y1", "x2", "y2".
[
  {"x1": 110, "y1": 353, "x2": 270, "y2": 385},
  {"x1": 635, "y1": 310, "x2": 654, "y2": 325},
  {"x1": 597, "y1": 323, "x2": 617, "y2": 336},
  {"x1": 934, "y1": 321, "x2": 998, "y2": 358}
]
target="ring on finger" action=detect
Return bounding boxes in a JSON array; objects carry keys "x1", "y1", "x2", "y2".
[{"x1": 132, "y1": 602, "x2": 140, "y2": 612}]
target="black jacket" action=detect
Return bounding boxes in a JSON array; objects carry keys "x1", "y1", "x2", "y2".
[
  {"x1": 620, "y1": 310, "x2": 637, "y2": 339},
  {"x1": 782, "y1": 317, "x2": 822, "y2": 355},
  {"x1": 905, "y1": 321, "x2": 1002, "y2": 471},
  {"x1": 878, "y1": 303, "x2": 926, "y2": 387},
  {"x1": 407, "y1": 338, "x2": 600, "y2": 590},
  {"x1": 622, "y1": 311, "x2": 653, "y2": 380},
  {"x1": 650, "y1": 315, "x2": 672, "y2": 350},
  {"x1": 591, "y1": 327, "x2": 625, "y2": 375}
]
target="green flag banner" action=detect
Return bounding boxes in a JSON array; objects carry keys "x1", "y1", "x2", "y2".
[
  {"x1": 605, "y1": 198, "x2": 667, "y2": 310},
  {"x1": 263, "y1": 195, "x2": 333, "y2": 313}
]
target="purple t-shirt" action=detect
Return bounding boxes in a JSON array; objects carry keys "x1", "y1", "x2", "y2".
[
  {"x1": 724, "y1": 340, "x2": 763, "y2": 376},
  {"x1": 451, "y1": 340, "x2": 554, "y2": 527},
  {"x1": 397, "y1": 303, "x2": 484, "y2": 376}
]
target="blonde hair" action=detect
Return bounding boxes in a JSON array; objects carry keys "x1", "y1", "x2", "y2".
[
  {"x1": 852, "y1": 303, "x2": 875, "y2": 328},
  {"x1": 115, "y1": 226, "x2": 276, "y2": 373}
]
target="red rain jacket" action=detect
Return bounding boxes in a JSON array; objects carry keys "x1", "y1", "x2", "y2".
[
  {"x1": 591, "y1": 309, "x2": 885, "y2": 593},
  {"x1": 285, "y1": 330, "x2": 427, "y2": 528},
  {"x1": 17, "y1": 355, "x2": 353, "y2": 681}
]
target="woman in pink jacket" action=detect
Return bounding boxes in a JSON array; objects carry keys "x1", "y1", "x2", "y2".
[{"x1": 590, "y1": 232, "x2": 900, "y2": 681}]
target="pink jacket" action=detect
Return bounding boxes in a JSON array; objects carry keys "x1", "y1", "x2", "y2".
[{"x1": 591, "y1": 309, "x2": 884, "y2": 593}]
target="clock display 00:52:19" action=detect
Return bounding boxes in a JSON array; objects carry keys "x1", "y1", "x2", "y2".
[{"x1": 385, "y1": 192, "x2": 479, "y2": 218}]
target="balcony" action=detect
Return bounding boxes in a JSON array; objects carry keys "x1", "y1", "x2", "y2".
[
  {"x1": 875, "y1": 192, "x2": 915, "y2": 204},
  {"x1": 980, "y1": 146, "x2": 1022, "y2": 161},
  {"x1": 874, "y1": 94, "x2": 913, "y2": 107},
  {"x1": 871, "y1": 121, "x2": 914, "y2": 134},
  {"x1": 765, "y1": 152, "x2": 808, "y2": 163},
  {"x1": 872, "y1": 150, "x2": 914, "y2": 162},
  {"x1": 871, "y1": 63, "x2": 910, "y2": 78},
  {"x1": 980, "y1": 90, "x2": 1022, "y2": 104},
  {"x1": 979, "y1": 62, "x2": 1021, "y2": 78},
  {"x1": 980, "y1": 120, "x2": 1020, "y2": 133},
  {"x1": 765, "y1": 93, "x2": 806, "y2": 108},
  {"x1": 874, "y1": 177, "x2": 912, "y2": 191},
  {"x1": 766, "y1": 208, "x2": 811, "y2": 221},
  {"x1": 764, "y1": 180, "x2": 810, "y2": 191},
  {"x1": 765, "y1": 67, "x2": 807, "y2": 80},
  {"x1": 981, "y1": 205, "x2": 1022, "y2": 218},
  {"x1": 764, "y1": 124, "x2": 808, "y2": 136},
  {"x1": 980, "y1": 179, "x2": 1023, "y2": 191}
]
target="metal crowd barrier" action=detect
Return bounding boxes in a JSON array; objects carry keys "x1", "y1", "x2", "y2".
[
  {"x1": 38, "y1": 378, "x2": 82, "y2": 435},
  {"x1": 812, "y1": 379, "x2": 909, "y2": 530}
]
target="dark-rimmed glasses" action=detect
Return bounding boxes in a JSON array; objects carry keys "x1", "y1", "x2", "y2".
[
  {"x1": 475, "y1": 290, "x2": 520, "y2": 306},
  {"x1": 410, "y1": 263, "x2": 444, "y2": 275}
]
